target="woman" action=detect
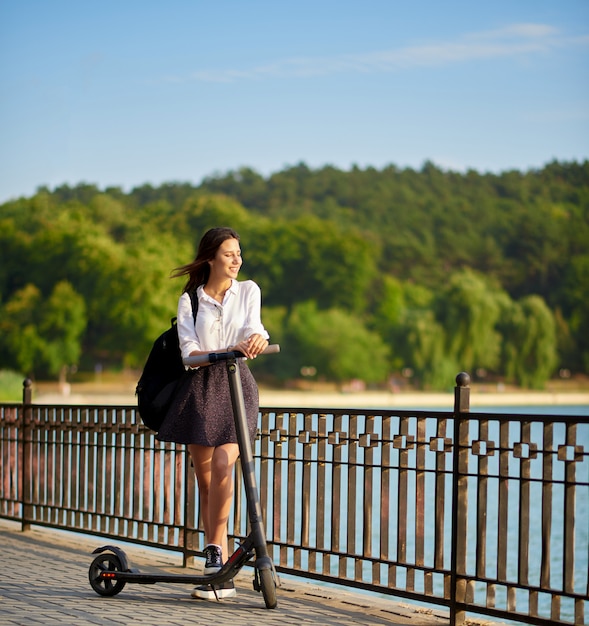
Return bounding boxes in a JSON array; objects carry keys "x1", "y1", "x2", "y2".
[{"x1": 157, "y1": 227, "x2": 269, "y2": 600}]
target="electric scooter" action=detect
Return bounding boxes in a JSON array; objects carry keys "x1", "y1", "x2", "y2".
[{"x1": 88, "y1": 345, "x2": 281, "y2": 609}]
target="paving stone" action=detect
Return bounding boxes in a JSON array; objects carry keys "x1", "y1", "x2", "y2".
[{"x1": 0, "y1": 519, "x2": 451, "y2": 625}]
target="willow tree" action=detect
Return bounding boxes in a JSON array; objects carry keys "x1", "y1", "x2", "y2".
[
  {"x1": 435, "y1": 269, "x2": 505, "y2": 375},
  {"x1": 498, "y1": 294, "x2": 557, "y2": 388},
  {"x1": 401, "y1": 308, "x2": 455, "y2": 390},
  {"x1": 371, "y1": 276, "x2": 452, "y2": 387}
]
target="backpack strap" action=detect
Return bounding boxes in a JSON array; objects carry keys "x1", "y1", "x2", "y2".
[{"x1": 188, "y1": 288, "x2": 199, "y2": 323}]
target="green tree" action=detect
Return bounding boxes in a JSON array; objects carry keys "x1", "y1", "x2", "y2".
[
  {"x1": 498, "y1": 295, "x2": 557, "y2": 388},
  {"x1": 282, "y1": 301, "x2": 390, "y2": 384},
  {"x1": 38, "y1": 281, "x2": 87, "y2": 381},
  {"x1": 557, "y1": 254, "x2": 589, "y2": 371},
  {"x1": 0, "y1": 284, "x2": 44, "y2": 376},
  {"x1": 177, "y1": 194, "x2": 252, "y2": 242},
  {"x1": 371, "y1": 277, "x2": 435, "y2": 370},
  {"x1": 435, "y1": 270, "x2": 504, "y2": 374},
  {"x1": 0, "y1": 282, "x2": 87, "y2": 380},
  {"x1": 1, "y1": 160, "x2": 587, "y2": 382},
  {"x1": 401, "y1": 309, "x2": 455, "y2": 390},
  {"x1": 245, "y1": 216, "x2": 378, "y2": 314}
]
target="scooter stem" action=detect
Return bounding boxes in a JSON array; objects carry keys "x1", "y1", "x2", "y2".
[{"x1": 227, "y1": 360, "x2": 270, "y2": 557}]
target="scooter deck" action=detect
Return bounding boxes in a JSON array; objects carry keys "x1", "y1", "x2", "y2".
[
  {"x1": 99, "y1": 570, "x2": 238, "y2": 586},
  {"x1": 93, "y1": 543, "x2": 254, "y2": 586}
]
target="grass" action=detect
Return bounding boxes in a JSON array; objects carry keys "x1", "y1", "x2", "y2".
[{"x1": 0, "y1": 370, "x2": 25, "y2": 402}]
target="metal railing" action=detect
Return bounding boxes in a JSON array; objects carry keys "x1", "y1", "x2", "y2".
[{"x1": 0, "y1": 375, "x2": 587, "y2": 625}]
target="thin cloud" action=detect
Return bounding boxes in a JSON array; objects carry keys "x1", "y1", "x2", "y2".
[
  {"x1": 467, "y1": 23, "x2": 558, "y2": 39},
  {"x1": 175, "y1": 23, "x2": 587, "y2": 83}
]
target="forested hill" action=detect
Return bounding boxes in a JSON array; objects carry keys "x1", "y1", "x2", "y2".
[
  {"x1": 151, "y1": 160, "x2": 589, "y2": 301},
  {"x1": 1, "y1": 160, "x2": 587, "y2": 389}
]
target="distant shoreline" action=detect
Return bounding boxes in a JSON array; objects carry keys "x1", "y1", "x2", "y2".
[
  {"x1": 259, "y1": 389, "x2": 589, "y2": 409},
  {"x1": 31, "y1": 383, "x2": 589, "y2": 410}
]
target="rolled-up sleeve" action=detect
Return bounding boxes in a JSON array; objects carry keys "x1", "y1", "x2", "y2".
[
  {"x1": 177, "y1": 292, "x2": 200, "y2": 361},
  {"x1": 241, "y1": 281, "x2": 269, "y2": 341}
]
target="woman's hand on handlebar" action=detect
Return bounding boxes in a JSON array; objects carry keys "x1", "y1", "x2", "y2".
[
  {"x1": 183, "y1": 342, "x2": 278, "y2": 367},
  {"x1": 231, "y1": 334, "x2": 268, "y2": 359}
]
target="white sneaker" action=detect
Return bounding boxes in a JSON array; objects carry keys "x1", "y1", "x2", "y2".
[{"x1": 191, "y1": 580, "x2": 236, "y2": 600}]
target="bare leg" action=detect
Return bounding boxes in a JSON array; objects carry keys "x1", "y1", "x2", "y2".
[{"x1": 188, "y1": 442, "x2": 240, "y2": 561}]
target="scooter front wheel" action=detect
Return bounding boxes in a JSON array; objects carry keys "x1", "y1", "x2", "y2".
[
  {"x1": 88, "y1": 552, "x2": 127, "y2": 597},
  {"x1": 258, "y1": 567, "x2": 277, "y2": 609}
]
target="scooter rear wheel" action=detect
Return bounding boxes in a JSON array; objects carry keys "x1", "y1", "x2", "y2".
[
  {"x1": 88, "y1": 552, "x2": 127, "y2": 597},
  {"x1": 258, "y1": 567, "x2": 277, "y2": 609}
]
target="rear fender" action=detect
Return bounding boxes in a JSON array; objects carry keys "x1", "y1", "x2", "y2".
[{"x1": 91, "y1": 545, "x2": 131, "y2": 571}]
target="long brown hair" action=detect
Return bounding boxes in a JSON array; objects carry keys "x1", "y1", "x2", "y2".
[{"x1": 171, "y1": 227, "x2": 240, "y2": 293}]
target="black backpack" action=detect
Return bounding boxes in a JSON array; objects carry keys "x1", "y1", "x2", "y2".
[{"x1": 136, "y1": 290, "x2": 198, "y2": 432}]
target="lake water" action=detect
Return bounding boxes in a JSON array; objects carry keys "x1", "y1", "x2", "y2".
[
  {"x1": 471, "y1": 404, "x2": 588, "y2": 416},
  {"x1": 268, "y1": 403, "x2": 588, "y2": 625}
]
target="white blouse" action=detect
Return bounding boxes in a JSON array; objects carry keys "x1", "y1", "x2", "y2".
[{"x1": 177, "y1": 279, "x2": 269, "y2": 361}]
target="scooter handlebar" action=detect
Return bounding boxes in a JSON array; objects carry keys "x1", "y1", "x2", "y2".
[{"x1": 183, "y1": 344, "x2": 280, "y2": 368}]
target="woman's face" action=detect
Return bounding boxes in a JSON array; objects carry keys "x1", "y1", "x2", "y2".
[{"x1": 209, "y1": 237, "x2": 242, "y2": 281}]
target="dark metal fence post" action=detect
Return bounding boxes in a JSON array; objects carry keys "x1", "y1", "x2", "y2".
[
  {"x1": 450, "y1": 372, "x2": 470, "y2": 626},
  {"x1": 454, "y1": 372, "x2": 470, "y2": 414},
  {"x1": 21, "y1": 379, "x2": 33, "y2": 531}
]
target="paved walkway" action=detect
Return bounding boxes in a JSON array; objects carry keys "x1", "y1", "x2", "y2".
[{"x1": 0, "y1": 519, "x2": 452, "y2": 626}]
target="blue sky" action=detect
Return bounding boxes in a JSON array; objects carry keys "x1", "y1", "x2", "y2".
[{"x1": 1, "y1": 0, "x2": 588, "y2": 203}]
